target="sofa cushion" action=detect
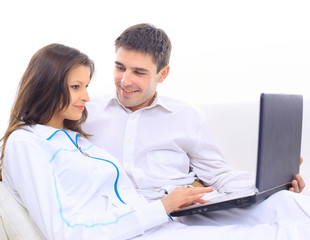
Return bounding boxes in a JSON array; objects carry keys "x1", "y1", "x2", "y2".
[
  {"x1": 0, "y1": 181, "x2": 42, "y2": 240},
  {"x1": 0, "y1": 216, "x2": 8, "y2": 240}
]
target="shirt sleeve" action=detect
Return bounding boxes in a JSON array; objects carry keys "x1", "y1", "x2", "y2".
[
  {"x1": 2, "y1": 133, "x2": 168, "y2": 240},
  {"x1": 188, "y1": 112, "x2": 255, "y2": 192}
]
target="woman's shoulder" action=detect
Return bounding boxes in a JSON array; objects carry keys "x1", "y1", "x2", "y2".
[
  {"x1": 7, "y1": 124, "x2": 49, "y2": 147},
  {"x1": 4, "y1": 125, "x2": 45, "y2": 157},
  {"x1": 8, "y1": 125, "x2": 34, "y2": 141}
]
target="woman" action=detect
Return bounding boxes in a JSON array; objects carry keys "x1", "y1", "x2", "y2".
[{"x1": 0, "y1": 43, "x2": 210, "y2": 239}]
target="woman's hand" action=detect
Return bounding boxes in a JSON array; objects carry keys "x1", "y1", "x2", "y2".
[{"x1": 161, "y1": 186, "x2": 213, "y2": 214}]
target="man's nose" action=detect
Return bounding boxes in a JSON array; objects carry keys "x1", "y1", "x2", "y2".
[{"x1": 121, "y1": 71, "x2": 132, "y2": 86}]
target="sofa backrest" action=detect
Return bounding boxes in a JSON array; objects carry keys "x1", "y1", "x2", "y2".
[{"x1": 199, "y1": 99, "x2": 310, "y2": 194}]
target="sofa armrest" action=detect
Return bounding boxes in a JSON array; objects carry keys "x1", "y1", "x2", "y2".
[
  {"x1": 0, "y1": 215, "x2": 8, "y2": 240},
  {"x1": 0, "y1": 181, "x2": 42, "y2": 240}
]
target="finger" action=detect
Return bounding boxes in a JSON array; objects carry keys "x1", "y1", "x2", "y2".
[
  {"x1": 195, "y1": 198, "x2": 209, "y2": 204},
  {"x1": 179, "y1": 194, "x2": 203, "y2": 207},
  {"x1": 185, "y1": 187, "x2": 213, "y2": 195},
  {"x1": 300, "y1": 156, "x2": 303, "y2": 165},
  {"x1": 205, "y1": 187, "x2": 214, "y2": 193},
  {"x1": 296, "y1": 174, "x2": 305, "y2": 192},
  {"x1": 290, "y1": 180, "x2": 299, "y2": 193},
  {"x1": 175, "y1": 186, "x2": 187, "y2": 191}
]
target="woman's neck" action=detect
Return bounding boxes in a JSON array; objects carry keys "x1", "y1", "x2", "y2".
[{"x1": 45, "y1": 117, "x2": 64, "y2": 129}]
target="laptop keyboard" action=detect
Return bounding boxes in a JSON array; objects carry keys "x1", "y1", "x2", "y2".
[{"x1": 202, "y1": 188, "x2": 257, "y2": 205}]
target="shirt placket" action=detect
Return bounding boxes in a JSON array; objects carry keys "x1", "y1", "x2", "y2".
[{"x1": 122, "y1": 110, "x2": 147, "y2": 188}]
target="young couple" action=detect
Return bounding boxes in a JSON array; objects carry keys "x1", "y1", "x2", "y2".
[{"x1": 1, "y1": 24, "x2": 309, "y2": 239}]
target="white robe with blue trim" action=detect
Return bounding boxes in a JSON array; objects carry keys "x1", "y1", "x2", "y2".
[{"x1": 2, "y1": 124, "x2": 168, "y2": 239}]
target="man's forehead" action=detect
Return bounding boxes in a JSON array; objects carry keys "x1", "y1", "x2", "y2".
[{"x1": 115, "y1": 47, "x2": 157, "y2": 70}]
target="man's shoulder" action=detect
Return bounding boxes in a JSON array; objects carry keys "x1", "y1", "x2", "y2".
[
  {"x1": 160, "y1": 96, "x2": 204, "y2": 116},
  {"x1": 89, "y1": 94, "x2": 113, "y2": 104},
  {"x1": 87, "y1": 94, "x2": 114, "y2": 111}
]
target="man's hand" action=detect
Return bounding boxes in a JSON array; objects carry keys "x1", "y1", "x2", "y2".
[{"x1": 289, "y1": 157, "x2": 306, "y2": 193}]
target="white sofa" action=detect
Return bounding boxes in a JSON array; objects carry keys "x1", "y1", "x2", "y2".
[{"x1": 0, "y1": 100, "x2": 309, "y2": 239}]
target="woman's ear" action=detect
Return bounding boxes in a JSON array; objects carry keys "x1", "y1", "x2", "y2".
[{"x1": 158, "y1": 65, "x2": 170, "y2": 83}]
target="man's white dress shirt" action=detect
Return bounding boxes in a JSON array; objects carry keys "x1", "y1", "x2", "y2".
[
  {"x1": 82, "y1": 93, "x2": 310, "y2": 239},
  {"x1": 84, "y1": 93, "x2": 254, "y2": 200}
]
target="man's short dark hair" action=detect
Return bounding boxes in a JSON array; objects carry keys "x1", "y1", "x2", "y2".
[{"x1": 115, "y1": 23, "x2": 172, "y2": 73}]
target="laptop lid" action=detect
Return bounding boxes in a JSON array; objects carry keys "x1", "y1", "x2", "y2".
[
  {"x1": 171, "y1": 93, "x2": 303, "y2": 216},
  {"x1": 256, "y1": 93, "x2": 303, "y2": 193}
]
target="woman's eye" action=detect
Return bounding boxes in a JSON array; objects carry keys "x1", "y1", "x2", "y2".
[{"x1": 71, "y1": 85, "x2": 79, "y2": 89}]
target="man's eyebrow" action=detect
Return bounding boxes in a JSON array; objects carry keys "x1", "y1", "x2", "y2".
[
  {"x1": 115, "y1": 61, "x2": 124, "y2": 66},
  {"x1": 115, "y1": 61, "x2": 149, "y2": 72},
  {"x1": 134, "y1": 67, "x2": 148, "y2": 73}
]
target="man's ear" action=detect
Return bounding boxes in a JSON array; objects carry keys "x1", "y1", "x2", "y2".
[{"x1": 158, "y1": 65, "x2": 170, "y2": 83}]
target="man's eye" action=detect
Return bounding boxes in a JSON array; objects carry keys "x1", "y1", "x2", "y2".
[
  {"x1": 116, "y1": 65, "x2": 125, "y2": 71},
  {"x1": 135, "y1": 71, "x2": 145, "y2": 75}
]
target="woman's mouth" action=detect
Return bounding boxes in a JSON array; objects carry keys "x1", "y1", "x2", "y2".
[{"x1": 75, "y1": 106, "x2": 84, "y2": 111}]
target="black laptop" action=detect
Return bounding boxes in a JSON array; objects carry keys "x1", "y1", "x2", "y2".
[{"x1": 171, "y1": 93, "x2": 303, "y2": 217}]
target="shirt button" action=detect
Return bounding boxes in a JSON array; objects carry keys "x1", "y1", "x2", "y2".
[
  {"x1": 128, "y1": 138, "x2": 131, "y2": 143},
  {"x1": 131, "y1": 116, "x2": 135, "y2": 120},
  {"x1": 126, "y1": 164, "x2": 132, "y2": 169},
  {"x1": 138, "y1": 177, "x2": 143, "y2": 182}
]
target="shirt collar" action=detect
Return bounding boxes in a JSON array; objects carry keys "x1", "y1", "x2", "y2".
[
  {"x1": 105, "y1": 91, "x2": 173, "y2": 113},
  {"x1": 25, "y1": 124, "x2": 76, "y2": 141}
]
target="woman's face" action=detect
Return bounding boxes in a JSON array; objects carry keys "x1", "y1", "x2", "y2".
[{"x1": 46, "y1": 65, "x2": 90, "y2": 129}]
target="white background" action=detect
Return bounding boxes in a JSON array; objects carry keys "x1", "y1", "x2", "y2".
[{"x1": 1, "y1": 0, "x2": 309, "y2": 191}]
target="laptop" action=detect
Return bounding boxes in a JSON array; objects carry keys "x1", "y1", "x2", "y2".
[{"x1": 171, "y1": 93, "x2": 303, "y2": 217}]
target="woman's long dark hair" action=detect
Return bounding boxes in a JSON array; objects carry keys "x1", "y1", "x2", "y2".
[{"x1": 0, "y1": 43, "x2": 94, "y2": 179}]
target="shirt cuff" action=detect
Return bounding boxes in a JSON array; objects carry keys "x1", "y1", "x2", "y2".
[{"x1": 133, "y1": 197, "x2": 169, "y2": 231}]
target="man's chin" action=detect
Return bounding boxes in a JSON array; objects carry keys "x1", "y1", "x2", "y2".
[{"x1": 118, "y1": 97, "x2": 135, "y2": 108}]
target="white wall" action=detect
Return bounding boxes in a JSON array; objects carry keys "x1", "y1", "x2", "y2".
[{"x1": 1, "y1": 0, "x2": 309, "y2": 190}]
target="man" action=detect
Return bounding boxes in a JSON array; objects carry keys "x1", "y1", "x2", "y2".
[
  {"x1": 84, "y1": 23, "x2": 305, "y2": 202},
  {"x1": 82, "y1": 24, "x2": 310, "y2": 238}
]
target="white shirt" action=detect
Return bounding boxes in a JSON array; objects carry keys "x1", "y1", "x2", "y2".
[
  {"x1": 2, "y1": 124, "x2": 168, "y2": 240},
  {"x1": 84, "y1": 93, "x2": 254, "y2": 200}
]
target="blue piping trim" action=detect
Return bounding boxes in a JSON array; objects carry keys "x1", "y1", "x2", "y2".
[
  {"x1": 88, "y1": 155, "x2": 126, "y2": 204},
  {"x1": 47, "y1": 130, "x2": 78, "y2": 148},
  {"x1": 75, "y1": 132, "x2": 81, "y2": 145},
  {"x1": 47, "y1": 130, "x2": 126, "y2": 204},
  {"x1": 52, "y1": 170, "x2": 136, "y2": 228},
  {"x1": 46, "y1": 130, "x2": 134, "y2": 228},
  {"x1": 49, "y1": 148, "x2": 78, "y2": 163}
]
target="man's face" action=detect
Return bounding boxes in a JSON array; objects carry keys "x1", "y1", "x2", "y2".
[{"x1": 114, "y1": 47, "x2": 168, "y2": 112}]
